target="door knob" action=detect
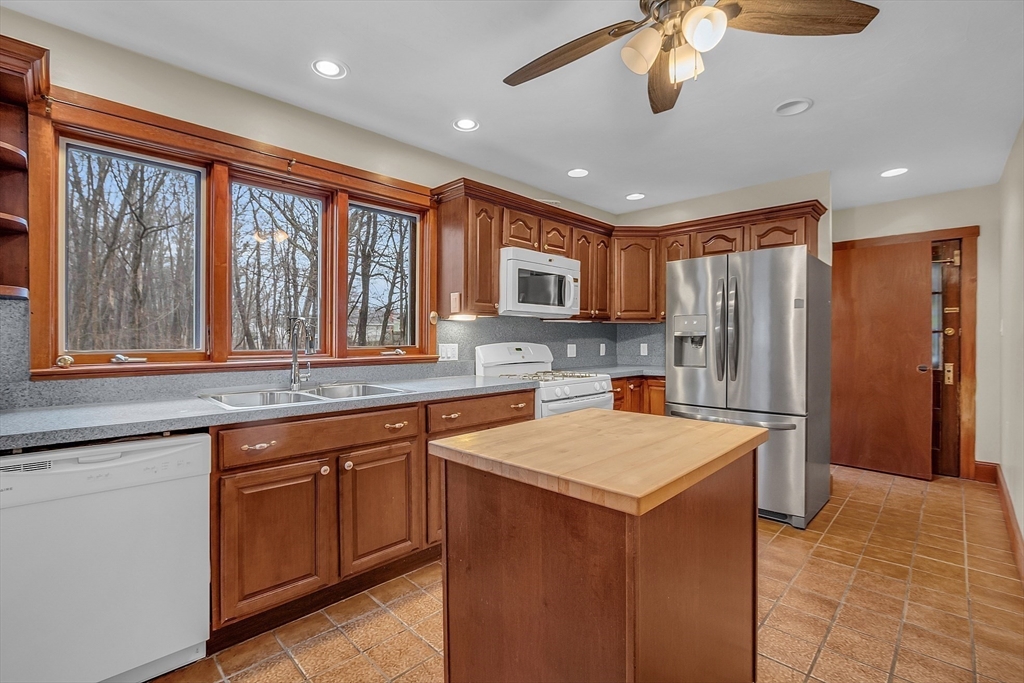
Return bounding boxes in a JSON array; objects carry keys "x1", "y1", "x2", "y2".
[
  {"x1": 917, "y1": 365, "x2": 929, "y2": 373},
  {"x1": 344, "y1": 461, "x2": 353, "y2": 471}
]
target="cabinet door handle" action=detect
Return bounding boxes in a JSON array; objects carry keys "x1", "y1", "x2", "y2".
[
  {"x1": 240, "y1": 440, "x2": 277, "y2": 452},
  {"x1": 320, "y1": 465, "x2": 330, "y2": 475},
  {"x1": 613, "y1": 388, "x2": 622, "y2": 393},
  {"x1": 628, "y1": 384, "x2": 635, "y2": 390},
  {"x1": 510, "y1": 402, "x2": 527, "y2": 409},
  {"x1": 384, "y1": 421, "x2": 409, "y2": 430},
  {"x1": 344, "y1": 461, "x2": 354, "y2": 471},
  {"x1": 441, "y1": 412, "x2": 461, "y2": 420}
]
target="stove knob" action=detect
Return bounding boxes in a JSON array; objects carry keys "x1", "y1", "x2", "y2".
[
  {"x1": 594, "y1": 382, "x2": 601, "y2": 391},
  {"x1": 602, "y1": 381, "x2": 609, "y2": 390},
  {"x1": 554, "y1": 387, "x2": 564, "y2": 397}
]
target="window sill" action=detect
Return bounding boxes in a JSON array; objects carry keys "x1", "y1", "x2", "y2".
[{"x1": 30, "y1": 354, "x2": 441, "y2": 380}]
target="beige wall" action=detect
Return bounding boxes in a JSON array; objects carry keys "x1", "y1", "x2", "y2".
[
  {"x1": 999, "y1": 122, "x2": 1023, "y2": 531},
  {"x1": 0, "y1": 8, "x2": 616, "y2": 224},
  {"x1": 616, "y1": 171, "x2": 833, "y2": 264},
  {"x1": 833, "y1": 185, "x2": 1004, "y2": 475}
]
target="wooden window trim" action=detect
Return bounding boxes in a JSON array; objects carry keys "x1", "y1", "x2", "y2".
[{"x1": 28, "y1": 88, "x2": 438, "y2": 379}]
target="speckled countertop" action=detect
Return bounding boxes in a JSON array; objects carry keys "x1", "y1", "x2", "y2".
[
  {"x1": 0, "y1": 376, "x2": 537, "y2": 451},
  {"x1": 574, "y1": 365, "x2": 665, "y2": 378}
]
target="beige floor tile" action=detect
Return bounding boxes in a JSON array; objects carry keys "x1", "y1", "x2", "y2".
[
  {"x1": 759, "y1": 575, "x2": 788, "y2": 600},
  {"x1": 405, "y1": 563, "x2": 442, "y2": 588},
  {"x1": 859, "y1": 556, "x2": 911, "y2": 581},
  {"x1": 756, "y1": 655, "x2": 806, "y2": 683},
  {"x1": 386, "y1": 590, "x2": 442, "y2": 626},
  {"x1": 852, "y1": 569, "x2": 909, "y2": 599},
  {"x1": 290, "y1": 629, "x2": 359, "y2": 677},
  {"x1": 967, "y1": 543, "x2": 1017, "y2": 565},
  {"x1": 912, "y1": 554, "x2": 967, "y2": 580},
  {"x1": 970, "y1": 556, "x2": 1022, "y2": 580},
  {"x1": 893, "y1": 648, "x2": 973, "y2": 683},
  {"x1": 970, "y1": 569, "x2": 1024, "y2": 597},
  {"x1": 898, "y1": 622, "x2": 973, "y2": 670},
  {"x1": 914, "y1": 543, "x2": 965, "y2": 565},
  {"x1": 216, "y1": 633, "x2": 282, "y2": 677},
  {"x1": 310, "y1": 654, "x2": 387, "y2": 683},
  {"x1": 393, "y1": 655, "x2": 444, "y2": 683},
  {"x1": 810, "y1": 545, "x2": 860, "y2": 567},
  {"x1": 973, "y1": 621, "x2": 1024, "y2": 657},
  {"x1": 972, "y1": 599, "x2": 1024, "y2": 634},
  {"x1": 780, "y1": 586, "x2": 840, "y2": 621},
  {"x1": 324, "y1": 593, "x2": 380, "y2": 626},
  {"x1": 975, "y1": 644, "x2": 1024, "y2": 683},
  {"x1": 822, "y1": 626, "x2": 895, "y2": 671},
  {"x1": 411, "y1": 611, "x2": 444, "y2": 652},
  {"x1": 757, "y1": 625, "x2": 819, "y2": 673},
  {"x1": 811, "y1": 648, "x2": 888, "y2": 683},
  {"x1": 862, "y1": 543, "x2": 912, "y2": 567},
  {"x1": 791, "y1": 569, "x2": 848, "y2": 601},
  {"x1": 802, "y1": 557, "x2": 856, "y2": 583},
  {"x1": 904, "y1": 602, "x2": 972, "y2": 641},
  {"x1": 274, "y1": 611, "x2": 335, "y2": 649},
  {"x1": 843, "y1": 585, "x2": 905, "y2": 619},
  {"x1": 972, "y1": 584, "x2": 1024, "y2": 614},
  {"x1": 369, "y1": 577, "x2": 421, "y2": 605},
  {"x1": 907, "y1": 584, "x2": 969, "y2": 617},
  {"x1": 818, "y1": 533, "x2": 868, "y2": 555},
  {"x1": 911, "y1": 568, "x2": 967, "y2": 595},
  {"x1": 764, "y1": 604, "x2": 830, "y2": 645},
  {"x1": 758, "y1": 597, "x2": 775, "y2": 624},
  {"x1": 916, "y1": 533, "x2": 963, "y2": 552},
  {"x1": 365, "y1": 631, "x2": 435, "y2": 679},
  {"x1": 834, "y1": 604, "x2": 901, "y2": 642},
  {"x1": 424, "y1": 582, "x2": 442, "y2": 601},
  {"x1": 151, "y1": 657, "x2": 223, "y2": 683},
  {"x1": 339, "y1": 609, "x2": 406, "y2": 651},
  {"x1": 227, "y1": 654, "x2": 303, "y2": 683}
]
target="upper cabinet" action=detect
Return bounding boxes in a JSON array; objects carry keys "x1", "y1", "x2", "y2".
[
  {"x1": 573, "y1": 228, "x2": 611, "y2": 320},
  {"x1": 436, "y1": 190, "x2": 503, "y2": 317},
  {"x1": 693, "y1": 226, "x2": 745, "y2": 257},
  {"x1": 611, "y1": 236, "x2": 657, "y2": 321},
  {"x1": 503, "y1": 210, "x2": 541, "y2": 250},
  {"x1": 540, "y1": 219, "x2": 572, "y2": 257},
  {"x1": 747, "y1": 217, "x2": 816, "y2": 255},
  {"x1": 662, "y1": 234, "x2": 691, "y2": 262}
]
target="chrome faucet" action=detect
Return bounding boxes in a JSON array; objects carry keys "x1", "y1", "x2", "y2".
[{"x1": 288, "y1": 317, "x2": 314, "y2": 391}]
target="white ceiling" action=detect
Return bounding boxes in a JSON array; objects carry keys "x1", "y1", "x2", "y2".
[{"x1": 6, "y1": 0, "x2": 1023, "y2": 214}]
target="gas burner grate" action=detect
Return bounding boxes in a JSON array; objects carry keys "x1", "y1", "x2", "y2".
[{"x1": 501, "y1": 371, "x2": 598, "y2": 381}]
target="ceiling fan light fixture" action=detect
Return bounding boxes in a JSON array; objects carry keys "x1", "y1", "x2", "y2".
[
  {"x1": 620, "y1": 25, "x2": 663, "y2": 75},
  {"x1": 668, "y1": 43, "x2": 705, "y2": 85},
  {"x1": 681, "y1": 6, "x2": 728, "y2": 53}
]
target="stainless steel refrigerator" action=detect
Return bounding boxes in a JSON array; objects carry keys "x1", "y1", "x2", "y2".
[{"x1": 665, "y1": 244, "x2": 831, "y2": 528}]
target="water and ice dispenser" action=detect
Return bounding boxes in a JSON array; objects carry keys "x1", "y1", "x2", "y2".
[{"x1": 673, "y1": 315, "x2": 707, "y2": 368}]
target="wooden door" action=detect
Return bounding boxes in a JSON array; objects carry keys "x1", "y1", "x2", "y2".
[
  {"x1": 747, "y1": 218, "x2": 805, "y2": 251},
  {"x1": 645, "y1": 378, "x2": 666, "y2": 416},
  {"x1": 467, "y1": 199, "x2": 502, "y2": 314},
  {"x1": 612, "y1": 236, "x2": 657, "y2": 320},
  {"x1": 503, "y1": 210, "x2": 541, "y2": 250},
  {"x1": 625, "y1": 379, "x2": 644, "y2": 413},
  {"x1": 693, "y1": 226, "x2": 744, "y2": 257},
  {"x1": 540, "y1": 219, "x2": 572, "y2": 256},
  {"x1": 219, "y1": 459, "x2": 335, "y2": 624},
  {"x1": 593, "y1": 234, "x2": 611, "y2": 319},
  {"x1": 340, "y1": 440, "x2": 421, "y2": 576},
  {"x1": 611, "y1": 378, "x2": 628, "y2": 410},
  {"x1": 574, "y1": 230, "x2": 594, "y2": 318},
  {"x1": 832, "y1": 241, "x2": 934, "y2": 479}
]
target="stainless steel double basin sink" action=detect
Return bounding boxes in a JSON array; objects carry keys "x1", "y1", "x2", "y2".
[{"x1": 201, "y1": 383, "x2": 409, "y2": 409}]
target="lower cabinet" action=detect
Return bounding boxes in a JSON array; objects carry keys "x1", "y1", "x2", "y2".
[
  {"x1": 612, "y1": 377, "x2": 667, "y2": 416},
  {"x1": 219, "y1": 458, "x2": 335, "y2": 623},
  {"x1": 645, "y1": 378, "x2": 666, "y2": 416},
  {"x1": 625, "y1": 379, "x2": 644, "y2": 413},
  {"x1": 340, "y1": 440, "x2": 422, "y2": 577}
]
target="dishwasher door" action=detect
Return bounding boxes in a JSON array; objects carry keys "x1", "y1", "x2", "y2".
[{"x1": 0, "y1": 434, "x2": 211, "y2": 683}]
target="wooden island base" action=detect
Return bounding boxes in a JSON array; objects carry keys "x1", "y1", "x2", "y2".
[{"x1": 442, "y1": 451, "x2": 757, "y2": 683}]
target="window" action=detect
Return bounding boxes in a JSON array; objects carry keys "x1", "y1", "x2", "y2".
[
  {"x1": 230, "y1": 182, "x2": 323, "y2": 351},
  {"x1": 347, "y1": 204, "x2": 417, "y2": 347},
  {"x1": 60, "y1": 142, "x2": 204, "y2": 355}
]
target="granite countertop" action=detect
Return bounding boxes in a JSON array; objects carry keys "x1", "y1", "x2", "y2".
[
  {"x1": 572, "y1": 365, "x2": 665, "y2": 378},
  {"x1": 0, "y1": 376, "x2": 537, "y2": 451},
  {"x1": 429, "y1": 408, "x2": 766, "y2": 516}
]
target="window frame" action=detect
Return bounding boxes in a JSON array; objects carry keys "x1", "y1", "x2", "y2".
[{"x1": 29, "y1": 89, "x2": 438, "y2": 378}]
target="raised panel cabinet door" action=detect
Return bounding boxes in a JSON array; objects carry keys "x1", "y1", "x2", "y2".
[
  {"x1": 340, "y1": 440, "x2": 422, "y2": 576},
  {"x1": 625, "y1": 378, "x2": 644, "y2": 413},
  {"x1": 467, "y1": 199, "x2": 502, "y2": 314},
  {"x1": 693, "y1": 226, "x2": 745, "y2": 257},
  {"x1": 540, "y1": 219, "x2": 572, "y2": 256},
  {"x1": 747, "y1": 218, "x2": 806, "y2": 251},
  {"x1": 573, "y1": 230, "x2": 594, "y2": 318},
  {"x1": 611, "y1": 378, "x2": 628, "y2": 410},
  {"x1": 219, "y1": 459, "x2": 335, "y2": 624},
  {"x1": 593, "y1": 235, "x2": 611, "y2": 319},
  {"x1": 662, "y1": 234, "x2": 691, "y2": 262},
  {"x1": 503, "y1": 210, "x2": 541, "y2": 250},
  {"x1": 645, "y1": 379, "x2": 666, "y2": 416},
  {"x1": 612, "y1": 236, "x2": 658, "y2": 320}
]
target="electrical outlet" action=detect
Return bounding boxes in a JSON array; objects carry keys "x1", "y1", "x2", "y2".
[
  {"x1": 438, "y1": 343, "x2": 458, "y2": 361},
  {"x1": 599, "y1": 343, "x2": 606, "y2": 356},
  {"x1": 640, "y1": 343, "x2": 648, "y2": 356},
  {"x1": 567, "y1": 343, "x2": 577, "y2": 358}
]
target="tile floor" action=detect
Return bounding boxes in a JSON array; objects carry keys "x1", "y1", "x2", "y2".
[{"x1": 154, "y1": 466, "x2": 1023, "y2": 683}]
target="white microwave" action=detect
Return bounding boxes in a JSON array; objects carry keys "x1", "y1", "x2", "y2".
[{"x1": 498, "y1": 247, "x2": 580, "y2": 318}]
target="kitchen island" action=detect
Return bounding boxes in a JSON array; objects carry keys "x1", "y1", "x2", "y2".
[{"x1": 428, "y1": 408, "x2": 768, "y2": 683}]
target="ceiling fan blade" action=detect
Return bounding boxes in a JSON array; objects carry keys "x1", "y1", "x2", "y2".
[
  {"x1": 717, "y1": 0, "x2": 879, "y2": 36},
  {"x1": 504, "y1": 19, "x2": 644, "y2": 86},
  {"x1": 648, "y1": 49, "x2": 682, "y2": 114}
]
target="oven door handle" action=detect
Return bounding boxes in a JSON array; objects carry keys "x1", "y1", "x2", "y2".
[{"x1": 670, "y1": 410, "x2": 796, "y2": 430}]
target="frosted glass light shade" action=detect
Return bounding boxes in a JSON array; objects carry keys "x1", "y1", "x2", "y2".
[
  {"x1": 669, "y1": 44, "x2": 705, "y2": 84},
  {"x1": 621, "y1": 26, "x2": 663, "y2": 75},
  {"x1": 682, "y1": 6, "x2": 727, "y2": 53}
]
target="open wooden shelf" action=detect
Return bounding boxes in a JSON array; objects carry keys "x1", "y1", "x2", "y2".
[
  {"x1": 0, "y1": 212, "x2": 28, "y2": 233},
  {"x1": 0, "y1": 285, "x2": 29, "y2": 300},
  {"x1": 0, "y1": 141, "x2": 27, "y2": 170}
]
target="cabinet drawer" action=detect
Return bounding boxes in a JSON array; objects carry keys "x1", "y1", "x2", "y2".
[
  {"x1": 219, "y1": 407, "x2": 420, "y2": 469},
  {"x1": 427, "y1": 391, "x2": 534, "y2": 434}
]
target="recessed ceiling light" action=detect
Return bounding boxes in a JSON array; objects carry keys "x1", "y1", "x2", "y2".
[
  {"x1": 774, "y1": 98, "x2": 813, "y2": 117},
  {"x1": 567, "y1": 168, "x2": 589, "y2": 178},
  {"x1": 880, "y1": 167, "x2": 909, "y2": 178},
  {"x1": 311, "y1": 59, "x2": 347, "y2": 79},
  {"x1": 453, "y1": 119, "x2": 479, "y2": 132},
  {"x1": 626, "y1": 193, "x2": 645, "y2": 201}
]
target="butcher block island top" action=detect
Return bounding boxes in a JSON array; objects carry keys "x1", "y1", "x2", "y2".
[{"x1": 427, "y1": 407, "x2": 768, "y2": 516}]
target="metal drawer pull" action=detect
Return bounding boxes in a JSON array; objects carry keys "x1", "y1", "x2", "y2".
[
  {"x1": 240, "y1": 440, "x2": 277, "y2": 451},
  {"x1": 510, "y1": 403, "x2": 527, "y2": 409},
  {"x1": 670, "y1": 411, "x2": 797, "y2": 431},
  {"x1": 320, "y1": 465, "x2": 330, "y2": 475},
  {"x1": 612, "y1": 388, "x2": 622, "y2": 392},
  {"x1": 344, "y1": 461, "x2": 353, "y2": 471},
  {"x1": 441, "y1": 412, "x2": 461, "y2": 420},
  {"x1": 385, "y1": 421, "x2": 409, "y2": 430}
]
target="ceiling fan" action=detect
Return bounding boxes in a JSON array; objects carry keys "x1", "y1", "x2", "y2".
[{"x1": 503, "y1": 0, "x2": 880, "y2": 114}]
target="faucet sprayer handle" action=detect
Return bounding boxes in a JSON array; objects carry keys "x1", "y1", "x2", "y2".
[{"x1": 300, "y1": 361, "x2": 312, "y2": 382}]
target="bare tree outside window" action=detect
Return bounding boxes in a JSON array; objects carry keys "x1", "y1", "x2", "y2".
[
  {"x1": 231, "y1": 183, "x2": 322, "y2": 350},
  {"x1": 347, "y1": 205, "x2": 416, "y2": 347},
  {"x1": 63, "y1": 144, "x2": 202, "y2": 352}
]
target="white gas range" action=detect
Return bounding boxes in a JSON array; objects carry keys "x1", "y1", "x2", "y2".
[{"x1": 475, "y1": 342, "x2": 614, "y2": 418}]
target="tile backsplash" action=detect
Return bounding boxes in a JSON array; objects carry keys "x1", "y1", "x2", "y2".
[{"x1": 0, "y1": 300, "x2": 663, "y2": 410}]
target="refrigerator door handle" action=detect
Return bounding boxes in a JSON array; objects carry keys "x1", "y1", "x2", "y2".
[
  {"x1": 727, "y1": 276, "x2": 739, "y2": 381},
  {"x1": 670, "y1": 410, "x2": 798, "y2": 431},
  {"x1": 714, "y1": 278, "x2": 726, "y2": 381}
]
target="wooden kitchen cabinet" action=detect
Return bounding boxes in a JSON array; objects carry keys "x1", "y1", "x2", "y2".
[
  {"x1": 611, "y1": 236, "x2": 658, "y2": 321},
  {"x1": 219, "y1": 458, "x2": 335, "y2": 624},
  {"x1": 503, "y1": 210, "x2": 541, "y2": 250},
  {"x1": 625, "y1": 379, "x2": 644, "y2": 412},
  {"x1": 692, "y1": 226, "x2": 746, "y2": 257},
  {"x1": 572, "y1": 228, "x2": 612, "y2": 320},
  {"x1": 540, "y1": 219, "x2": 572, "y2": 256},
  {"x1": 657, "y1": 234, "x2": 690, "y2": 322},
  {"x1": 645, "y1": 378, "x2": 666, "y2": 416},
  {"x1": 612, "y1": 377, "x2": 666, "y2": 416},
  {"x1": 437, "y1": 194, "x2": 503, "y2": 317},
  {"x1": 747, "y1": 217, "x2": 810, "y2": 253},
  {"x1": 339, "y1": 440, "x2": 422, "y2": 577}
]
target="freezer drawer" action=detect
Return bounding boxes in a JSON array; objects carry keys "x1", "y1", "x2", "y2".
[{"x1": 667, "y1": 404, "x2": 808, "y2": 521}]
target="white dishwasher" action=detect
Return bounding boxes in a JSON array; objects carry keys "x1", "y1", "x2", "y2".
[{"x1": 0, "y1": 434, "x2": 211, "y2": 683}]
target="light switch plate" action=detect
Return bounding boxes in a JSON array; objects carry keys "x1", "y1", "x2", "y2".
[
  {"x1": 438, "y1": 343, "x2": 458, "y2": 361},
  {"x1": 599, "y1": 343, "x2": 606, "y2": 356},
  {"x1": 640, "y1": 343, "x2": 648, "y2": 356},
  {"x1": 567, "y1": 343, "x2": 577, "y2": 358}
]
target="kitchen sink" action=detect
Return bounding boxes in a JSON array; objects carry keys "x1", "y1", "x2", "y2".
[
  {"x1": 309, "y1": 383, "x2": 409, "y2": 399},
  {"x1": 201, "y1": 390, "x2": 327, "y2": 409}
]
